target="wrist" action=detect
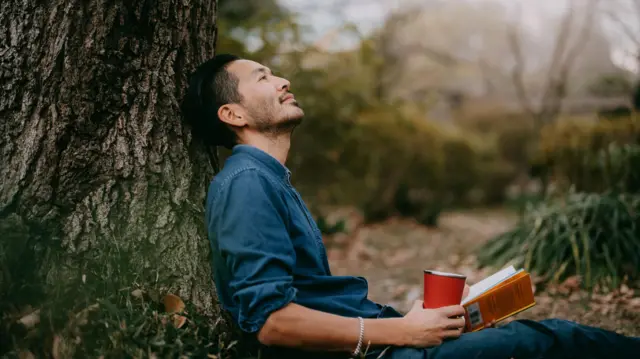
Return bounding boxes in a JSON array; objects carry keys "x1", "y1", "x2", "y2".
[
  {"x1": 362, "y1": 318, "x2": 408, "y2": 348},
  {"x1": 393, "y1": 317, "x2": 412, "y2": 347}
]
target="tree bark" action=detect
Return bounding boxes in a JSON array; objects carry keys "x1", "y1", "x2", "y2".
[{"x1": 0, "y1": 0, "x2": 219, "y2": 313}]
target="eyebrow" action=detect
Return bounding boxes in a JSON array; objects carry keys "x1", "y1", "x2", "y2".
[{"x1": 251, "y1": 67, "x2": 272, "y2": 77}]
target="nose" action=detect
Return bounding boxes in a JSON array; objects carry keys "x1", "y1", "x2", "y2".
[{"x1": 276, "y1": 76, "x2": 290, "y2": 92}]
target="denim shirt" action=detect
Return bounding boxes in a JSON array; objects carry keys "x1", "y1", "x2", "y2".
[{"x1": 206, "y1": 145, "x2": 401, "y2": 342}]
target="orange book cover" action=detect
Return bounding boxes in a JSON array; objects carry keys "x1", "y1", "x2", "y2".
[{"x1": 463, "y1": 271, "x2": 536, "y2": 332}]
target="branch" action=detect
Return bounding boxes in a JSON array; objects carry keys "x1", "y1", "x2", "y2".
[
  {"x1": 605, "y1": 9, "x2": 640, "y2": 48},
  {"x1": 519, "y1": 0, "x2": 576, "y2": 127},
  {"x1": 561, "y1": 0, "x2": 600, "y2": 75},
  {"x1": 539, "y1": 0, "x2": 600, "y2": 124},
  {"x1": 542, "y1": 0, "x2": 576, "y2": 91},
  {"x1": 507, "y1": 20, "x2": 537, "y2": 122},
  {"x1": 382, "y1": 5, "x2": 461, "y2": 67}
]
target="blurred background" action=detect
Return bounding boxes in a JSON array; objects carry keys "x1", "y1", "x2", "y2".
[
  {"x1": 216, "y1": 0, "x2": 639, "y2": 223},
  {"x1": 216, "y1": 0, "x2": 640, "y2": 331}
]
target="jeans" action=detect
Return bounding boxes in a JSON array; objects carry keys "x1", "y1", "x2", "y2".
[{"x1": 379, "y1": 319, "x2": 640, "y2": 359}]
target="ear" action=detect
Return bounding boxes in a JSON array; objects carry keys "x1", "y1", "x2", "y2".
[{"x1": 217, "y1": 104, "x2": 247, "y2": 127}]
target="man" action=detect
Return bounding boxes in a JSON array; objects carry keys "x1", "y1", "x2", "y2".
[{"x1": 182, "y1": 54, "x2": 640, "y2": 359}]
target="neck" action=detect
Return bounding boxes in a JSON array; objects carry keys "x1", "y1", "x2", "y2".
[{"x1": 240, "y1": 133, "x2": 291, "y2": 165}]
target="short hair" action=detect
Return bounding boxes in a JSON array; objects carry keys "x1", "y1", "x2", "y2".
[{"x1": 182, "y1": 54, "x2": 242, "y2": 149}]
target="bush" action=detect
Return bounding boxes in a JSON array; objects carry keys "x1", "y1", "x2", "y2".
[
  {"x1": 534, "y1": 115, "x2": 640, "y2": 194},
  {"x1": 339, "y1": 105, "x2": 446, "y2": 224},
  {"x1": 287, "y1": 94, "x2": 521, "y2": 224},
  {"x1": 456, "y1": 110, "x2": 537, "y2": 171},
  {"x1": 478, "y1": 192, "x2": 640, "y2": 290}
]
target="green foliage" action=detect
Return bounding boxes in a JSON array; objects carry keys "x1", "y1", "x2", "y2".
[
  {"x1": 458, "y1": 110, "x2": 538, "y2": 171},
  {"x1": 587, "y1": 73, "x2": 634, "y2": 98},
  {"x1": 349, "y1": 107, "x2": 446, "y2": 224},
  {"x1": 482, "y1": 115, "x2": 640, "y2": 289},
  {"x1": 0, "y1": 214, "x2": 46, "y2": 310},
  {"x1": 3, "y1": 288, "x2": 248, "y2": 358},
  {"x1": 534, "y1": 116, "x2": 640, "y2": 194},
  {"x1": 479, "y1": 192, "x2": 640, "y2": 290},
  {"x1": 0, "y1": 216, "x2": 252, "y2": 359}
]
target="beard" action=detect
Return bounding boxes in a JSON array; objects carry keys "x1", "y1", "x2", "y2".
[{"x1": 246, "y1": 97, "x2": 304, "y2": 137}]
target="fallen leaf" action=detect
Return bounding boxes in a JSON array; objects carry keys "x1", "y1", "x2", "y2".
[
  {"x1": 73, "y1": 303, "x2": 99, "y2": 327},
  {"x1": 172, "y1": 314, "x2": 187, "y2": 328},
  {"x1": 627, "y1": 297, "x2": 640, "y2": 310},
  {"x1": 52, "y1": 335, "x2": 61, "y2": 359},
  {"x1": 620, "y1": 284, "x2": 631, "y2": 295},
  {"x1": 18, "y1": 309, "x2": 40, "y2": 328},
  {"x1": 560, "y1": 276, "x2": 581, "y2": 292},
  {"x1": 568, "y1": 292, "x2": 581, "y2": 302},
  {"x1": 163, "y1": 294, "x2": 185, "y2": 313},
  {"x1": 131, "y1": 289, "x2": 143, "y2": 299}
]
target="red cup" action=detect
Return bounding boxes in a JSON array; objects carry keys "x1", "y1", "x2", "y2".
[{"x1": 423, "y1": 270, "x2": 467, "y2": 309}]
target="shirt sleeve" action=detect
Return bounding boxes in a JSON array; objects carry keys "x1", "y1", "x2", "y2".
[{"x1": 209, "y1": 169, "x2": 297, "y2": 333}]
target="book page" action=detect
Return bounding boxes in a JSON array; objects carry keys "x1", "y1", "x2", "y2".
[{"x1": 462, "y1": 265, "x2": 517, "y2": 305}]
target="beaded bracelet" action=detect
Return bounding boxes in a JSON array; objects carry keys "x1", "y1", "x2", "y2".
[{"x1": 352, "y1": 316, "x2": 364, "y2": 357}]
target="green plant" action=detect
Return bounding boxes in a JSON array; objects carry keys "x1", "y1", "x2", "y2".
[
  {"x1": 534, "y1": 116, "x2": 640, "y2": 194},
  {"x1": 0, "y1": 214, "x2": 254, "y2": 358},
  {"x1": 478, "y1": 192, "x2": 640, "y2": 290}
]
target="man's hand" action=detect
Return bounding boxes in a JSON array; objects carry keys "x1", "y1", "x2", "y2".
[{"x1": 401, "y1": 300, "x2": 466, "y2": 347}]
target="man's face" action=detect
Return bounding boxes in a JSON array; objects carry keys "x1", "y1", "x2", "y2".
[{"x1": 227, "y1": 59, "x2": 304, "y2": 133}]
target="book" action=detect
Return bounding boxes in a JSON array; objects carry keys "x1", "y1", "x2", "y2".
[{"x1": 461, "y1": 265, "x2": 536, "y2": 332}]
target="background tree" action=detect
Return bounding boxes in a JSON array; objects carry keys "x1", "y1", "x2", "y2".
[
  {"x1": 508, "y1": 0, "x2": 601, "y2": 129},
  {"x1": 603, "y1": 0, "x2": 640, "y2": 109},
  {"x1": 1, "y1": 0, "x2": 222, "y2": 344}
]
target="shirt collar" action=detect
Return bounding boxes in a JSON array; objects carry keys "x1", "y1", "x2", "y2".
[{"x1": 232, "y1": 144, "x2": 291, "y2": 181}]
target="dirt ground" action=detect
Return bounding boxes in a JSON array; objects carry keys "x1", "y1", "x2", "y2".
[{"x1": 325, "y1": 209, "x2": 640, "y2": 337}]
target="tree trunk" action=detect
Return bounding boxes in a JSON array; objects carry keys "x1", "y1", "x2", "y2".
[{"x1": 0, "y1": 0, "x2": 219, "y2": 313}]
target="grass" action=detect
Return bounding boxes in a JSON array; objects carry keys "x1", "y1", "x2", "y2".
[
  {"x1": 3, "y1": 286, "x2": 247, "y2": 358},
  {"x1": 478, "y1": 192, "x2": 640, "y2": 291},
  {"x1": 0, "y1": 214, "x2": 257, "y2": 359}
]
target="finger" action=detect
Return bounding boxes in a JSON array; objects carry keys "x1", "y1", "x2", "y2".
[
  {"x1": 445, "y1": 317, "x2": 466, "y2": 330},
  {"x1": 412, "y1": 300, "x2": 424, "y2": 310},
  {"x1": 440, "y1": 305, "x2": 466, "y2": 317},
  {"x1": 443, "y1": 329, "x2": 463, "y2": 339}
]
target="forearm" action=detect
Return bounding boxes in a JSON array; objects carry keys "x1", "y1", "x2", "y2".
[{"x1": 257, "y1": 303, "x2": 407, "y2": 352}]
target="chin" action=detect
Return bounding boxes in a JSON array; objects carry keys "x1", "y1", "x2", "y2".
[{"x1": 285, "y1": 105, "x2": 304, "y2": 121}]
